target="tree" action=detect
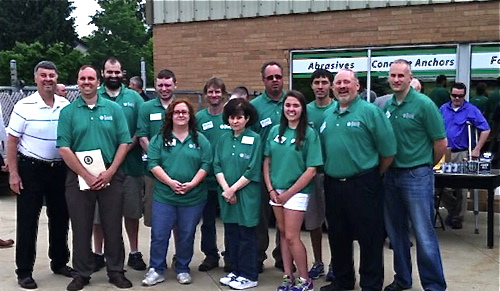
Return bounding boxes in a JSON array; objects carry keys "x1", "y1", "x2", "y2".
[
  {"x1": 0, "y1": 42, "x2": 88, "y2": 85},
  {"x1": 0, "y1": 0, "x2": 77, "y2": 51},
  {"x1": 85, "y1": 0, "x2": 153, "y2": 84}
]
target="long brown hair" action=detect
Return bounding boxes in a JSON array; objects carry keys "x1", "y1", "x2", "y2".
[
  {"x1": 278, "y1": 90, "x2": 308, "y2": 150},
  {"x1": 161, "y1": 100, "x2": 198, "y2": 150}
]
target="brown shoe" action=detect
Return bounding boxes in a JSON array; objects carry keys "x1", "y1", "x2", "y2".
[{"x1": 0, "y1": 238, "x2": 14, "y2": 248}]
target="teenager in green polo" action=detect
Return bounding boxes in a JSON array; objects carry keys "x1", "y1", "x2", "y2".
[
  {"x1": 214, "y1": 98, "x2": 262, "y2": 290},
  {"x1": 137, "y1": 69, "x2": 177, "y2": 227},
  {"x1": 195, "y1": 77, "x2": 231, "y2": 272},
  {"x1": 264, "y1": 91, "x2": 323, "y2": 291},
  {"x1": 142, "y1": 100, "x2": 212, "y2": 287}
]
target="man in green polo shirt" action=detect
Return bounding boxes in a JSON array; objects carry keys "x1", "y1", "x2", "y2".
[
  {"x1": 137, "y1": 69, "x2": 177, "y2": 227},
  {"x1": 92, "y1": 57, "x2": 146, "y2": 272},
  {"x1": 305, "y1": 69, "x2": 336, "y2": 281},
  {"x1": 250, "y1": 61, "x2": 286, "y2": 272},
  {"x1": 319, "y1": 69, "x2": 396, "y2": 291},
  {"x1": 57, "y1": 65, "x2": 132, "y2": 290},
  {"x1": 383, "y1": 59, "x2": 448, "y2": 291},
  {"x1": 195, "y1": 77, "x2": 231, "y2": 272}
]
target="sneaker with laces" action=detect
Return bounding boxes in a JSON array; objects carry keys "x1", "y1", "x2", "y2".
[
  {"x1": 290, "y1": 277, "x2": 313, "y2": 291},
  {"x1": 177, "y1": 272, "x2": 192, "y2": 284},
  {"x1": 142, "y1": 268, "x2": 165, "y2": 286},
  {"x1": 220, "y1": 272, "x2": 238, "y2": 286},
  {"x1": 277, "y1": 275, "x2": 294, "y2": 291},
  {"x1": 229, "y1": 276, "x2": 258, "y2": 290},
  {"x1": 128, "y1": 252, "x2": 147, "y2": 271},
  {"x1": 308, "y1": 261, "x2": 325, "y2": 279},
  {"x1": 326, "y1": 264, "x2": 335, "y2": 282}
]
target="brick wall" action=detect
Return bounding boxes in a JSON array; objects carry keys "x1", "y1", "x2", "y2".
[{"x1": 153, "y1": 1, "x2": 499, "y2": 93}]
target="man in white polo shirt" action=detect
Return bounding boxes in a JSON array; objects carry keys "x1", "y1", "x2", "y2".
[{"x1": 6, "y1": 61, "x2": 72, "y2": 289}]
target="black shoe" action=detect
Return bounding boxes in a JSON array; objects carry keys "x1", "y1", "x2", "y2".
[
  {"x1": 108, "y1": 272, "x2": 132, "y2": 289},
  {"x1": 127, "y1": 252, "x2": 147, "y2": 271},
  {"x1": 53, "y1": 265, "x2": 75, "y2": 278},
  {"x1": 18, "y1": 276, "x2": 37, "y2": 289},
  {"x1": 320, "y1": 280, "x2": 355, "y2": 291},
  {"x1": 93, "y1": 253, "x2": 105, "y2": 272},
  {"x1": 67, "y1": 276, "x2": 90, "y2": 291},
  {"x1": 198, "y1": 256, "x2": 219, "y2": 272},
  {"x1": 384, "y1": 281, "x2": 411, "y2": 291}
]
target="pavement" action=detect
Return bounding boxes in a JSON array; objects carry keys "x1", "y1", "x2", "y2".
[{"x1": 0, "y1": 194, "x2": 498, "y2": 290}]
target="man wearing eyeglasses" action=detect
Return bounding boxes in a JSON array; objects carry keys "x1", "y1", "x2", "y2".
[
  {"x1": 251, "y1": 61, "x2": 286, "y2": 272},
  {"x1": 439, "y1": 82, "x2": 490, "y2": 229}
]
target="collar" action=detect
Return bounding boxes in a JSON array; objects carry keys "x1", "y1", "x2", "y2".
[
  {"x1": 75, "y1": 96, "x2": 106, "y2": 108},
  {"x1": 97, "y1": 84, "x2": 125, "y2": 99},
  {"x1": 262, "y1": 91, "x2": 286, "y2": 103},
  {"x1": 334, "y1": 96, "x2": 361, "y2": 114},
  {"x1": 33, "y1": 91, "x2": 60, "y2": 109},
  {"x1": 445, "y1": 100, "x2": 469, "y2": 112},
  {"x1": 389, "y1": 87, "x2": 417, "y2": 106}
]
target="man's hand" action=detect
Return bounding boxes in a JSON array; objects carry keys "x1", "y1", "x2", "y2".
[
  {"x1": 91, "y1": 169, "x2": 115, "y2": 191},
  {"x1": 9, "y1": 172, "x2": 23, "y2": 195},
  {"x1": 471, "y1": 148, "x2": 481, "y2": 159},
  {"x1": 222, "y1": 188, "x2": 237, "y2": 204}
]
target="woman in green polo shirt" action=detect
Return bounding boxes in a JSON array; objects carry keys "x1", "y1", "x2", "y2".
[
  {"x1": 214, "y1": 98, "x2": 262, "y2": 290},
  {"x1": 142, "y1": 100, "x2": 212, "y2": 287},
  {"x1": 264, "y1": 91, "x2": 323, "y2": 291}
]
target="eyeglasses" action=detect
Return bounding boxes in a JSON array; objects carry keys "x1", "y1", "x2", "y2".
[
  {"x1": 265, "y1": 74, "x2": 283, "y2": 81},
  {"x1": 173, "y1": 110, "x2": 189, "y2": 115},
  {"x1": 451, "y1": 94, "x2": 466, "y2": 99}
]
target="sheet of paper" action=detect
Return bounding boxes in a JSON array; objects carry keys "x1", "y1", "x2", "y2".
[{"x1": 75, "y1": 149, "x2": 107, "y2": 191}]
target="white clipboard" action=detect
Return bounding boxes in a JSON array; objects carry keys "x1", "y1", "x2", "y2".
[{"x1": 75, "y1": 149, "x2": 107, "y2": 191}]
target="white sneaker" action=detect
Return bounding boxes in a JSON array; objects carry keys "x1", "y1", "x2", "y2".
[
  {"x1": 142, "y1": 268, "x2": 165, "y2": 286},
  {"x1": 177, "y1": 272, "x2": 192, "y2": 284},
  {"x1": 220, "y1": 272, "x2": 238, "y2": 286},
  {"x1": 229, "y1": 276, "x2": 258, "y2": 290}
]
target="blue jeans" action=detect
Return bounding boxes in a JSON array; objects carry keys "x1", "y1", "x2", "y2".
[
  {"x1": 200, "y1": 190, "x2": 220, "y2": 259},
  {"x1": 384, "y1": 166, "x2": 446, "y2": 291},
  {"x1": 224, "y1": 223, "x2": 258, "y2": 281},
  {"x1": 149, "y1": 200, "x2": 205, "y2": 274}
]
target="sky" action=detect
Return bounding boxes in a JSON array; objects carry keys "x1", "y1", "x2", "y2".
[{"x1": 71, "y1": 0, "x2": 101, "y2": 38}]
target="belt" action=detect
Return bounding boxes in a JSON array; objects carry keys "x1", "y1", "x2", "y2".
[
  {"x1": 328, "y1": 167, "x2": 377, "y2": 182},
  {"x1": 390, "y1": 164, "x2": 429, "y2": 171},
  {"x1": 450, "y1": 148, "x2": 467, "y2": 153},
  {"x1": 18, "y1": 153, "x2": 65, "y2": 168}
]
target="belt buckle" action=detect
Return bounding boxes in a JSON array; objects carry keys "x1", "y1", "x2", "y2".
[{"x1": 339, "y1": 178, "x2": 347, "y2": 182}]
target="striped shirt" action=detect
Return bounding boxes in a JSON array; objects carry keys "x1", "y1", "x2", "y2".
[{"x1": 8, "y1": 92, "x2": 70, "y2": 161}]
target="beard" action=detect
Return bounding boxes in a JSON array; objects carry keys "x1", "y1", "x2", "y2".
[{"x1": 104, "y1": 77, "x2": 122, "y2": 90}]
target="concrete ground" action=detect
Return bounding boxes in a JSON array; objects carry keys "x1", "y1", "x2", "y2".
[{"x1": 0, "y1": 194, "x2": 498, "y2": 291}]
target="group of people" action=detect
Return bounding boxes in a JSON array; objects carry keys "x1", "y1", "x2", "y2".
[{"x1": 8, "y1": 56, "x2": 486, "y2": 291}]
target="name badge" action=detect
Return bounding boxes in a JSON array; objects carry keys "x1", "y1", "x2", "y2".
[
  {"x1": 202, "y1": 121, "x2": 214, "y2": 130},
  {"x1": 241, "y1": 136, "x2": 254, "y2": 145},
  {"x1": 260, "y1": 117, "x2": 272, "y2": 128},
  {"x1": 150, "y1": 113, "x2": 162, "y2": 121}
]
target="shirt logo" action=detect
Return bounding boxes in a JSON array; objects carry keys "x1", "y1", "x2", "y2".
[
  {"x1": 188, "y1": 143, "x2": 199, "y2": 149},
  {"x1": 386, "y1": 111, "x2": 391, "y2": 119},
  {"x1": 122, "y1": 102, "x2": 134, "y2": 107},
  {"x1": 166, "y1": 139, "x2": 177, "y2": 147},
  {"x1": 202, "y1": 121, "x2": 214, "y2": 130},
  {"x1": 220, "y1": 124, "x2": 231, "y2": 130},
  {"x1": 99, "y1": 115, "x2": 113, "y2": 121},
  {"x1": 273, "y1": 135, "x2": 286, "y2": 143},
  {"x1": 239, "y1": 153, "x2": 251, "y2": 160},
  {"x1": 402, "y1": 113, "x2": 415, "y2": 119},
  {"x1": 347, "y1": 121, "x2": 360, "y2": 127}
]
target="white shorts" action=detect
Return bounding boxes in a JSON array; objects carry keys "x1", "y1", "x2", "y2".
[{"x1": 269, "y1": 189, "x2": 309, "y2": 212}]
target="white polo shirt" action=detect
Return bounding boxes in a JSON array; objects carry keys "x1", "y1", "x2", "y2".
[{"x1": 7, "y1": 92, "x2": 70, "y2": 161}]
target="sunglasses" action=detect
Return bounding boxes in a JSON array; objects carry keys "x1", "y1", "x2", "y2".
[
  {"x1": 265, "y1": 74, "x2": 283, "y2": 81},
  {"x1": 451, "y1": 94, "x2": 465, "y2": 98}
]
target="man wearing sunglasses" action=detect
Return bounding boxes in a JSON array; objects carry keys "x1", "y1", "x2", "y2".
[
  {"x1": 251, "y1": 61, "x2": 286, "y2": 273},
  {"x1": 439, "y1": 82, "x2": 490, "y2": 229}
]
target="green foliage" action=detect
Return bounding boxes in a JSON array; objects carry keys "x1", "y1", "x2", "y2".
[
  {"x1": 0, "y1": 42, "x2": 88, "y2": 85},
  {"x1": 85, "y1": 0, "x2": 153, "y2": 85},
  {"x1": 0, "y1": 0, "x2": 77, "y2": 51}
]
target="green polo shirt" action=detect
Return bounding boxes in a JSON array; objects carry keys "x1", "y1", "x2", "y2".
[
  {"x1": 470, "y1": 95, "x2": 488, "y2": 114},
  {"x1": 98, "y1": 85, "x2": 144, "y2": 176},
  {"x1": 213, "y1": 128, "x2": 262, "y2": 227},
  {"x1": 264, "y1": 125, "x2": 323, "y2": 194},
  {"x1": 137, "y1": 98, "x2": 167, "y2": 139},
  {"x1": 307, "y1": 99, "x2": 336, "y2": 131},
  {"x1": 57, "y1": 96, "x2": 131, "y2": 164},
  {"x1": 320, "y1": 97, "x2": 396, "y2": 178},
  {"x1": 429, "y1": 84, "x2": 449, "y2": 108},
  {"x1": 196, "y1": 108, "x2": 231, "y2": 191},
  {"x1": 147, "y1": 132, "x2": 212, "y2": 207},
  {"x1": 250, "y1": 91, "x2": 286, "y2": 143},
  {"x1": 384, "y1": 88, "x2": 446, "y2": 168}
]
